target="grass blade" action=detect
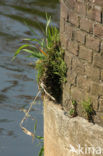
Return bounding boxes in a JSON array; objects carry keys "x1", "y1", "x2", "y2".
[
  {"x1": 12, "y1": 44, "x2": 34, "y2": 60},
  {"x1": 34, "y1": 120, "x2": 37, "y2": 134},
  {"x1": 39, "y1": 146, "x2": 44, "y2": 156}
]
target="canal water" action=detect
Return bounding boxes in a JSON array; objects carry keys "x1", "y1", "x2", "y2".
[{"x1": 0, "y1": 0, "x2": 59, "y2": 155}]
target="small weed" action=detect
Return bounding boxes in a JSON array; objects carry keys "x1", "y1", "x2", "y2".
[
  {"x1": 72, "y1": 100, "x2": 77, "y2": 107},
  {"x1": 82, "y1": 99, "x2": 93, "y2": 114},
  {"x1": 69, "y1": 100, "x2": 77, "y2": 117},
  {"x1": 69, "y1": 108, "x2": 75, "y2": 117},
  {"x1": 81, "y1": 98, "x2": 95, "y2": 123},
  {"x1": 34, "y1": 121, "x2": 44, "y2": 156},
  {"x1": 13, "y1": 15, "x2": 67, "y2": 102}
]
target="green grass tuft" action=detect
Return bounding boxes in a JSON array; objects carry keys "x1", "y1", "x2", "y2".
[{"x1": 13, "y1": 15, "x2": 67, "y2": 102}]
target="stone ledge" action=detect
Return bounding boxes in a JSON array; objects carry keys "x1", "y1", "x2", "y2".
[{"x1": 44, "y1": 97, "x2": 103, "y2": 156}]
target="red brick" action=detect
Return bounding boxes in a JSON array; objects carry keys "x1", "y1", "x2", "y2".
[
  {"x1": 61, "y1": 0, "x2": 68, "y2": 19},
  {"x1": 101, "y1": 41, "x2": 103, "y2": 53},
  {"x1": 64, "y1": 0, "x2": 76, "y2": 10},
  {"x1": 80, "y1": 18, "x2": 93, "y2": 33},
  {"x1": 60, "y1": 33, "x2": 68, "y2": 49},
  {"x1": 69, "y1": 12, "x2": 79, "y2": 27},
  {"x1": 77, "y1": 0, "x2": 103, "y2": 7},
  {"x1": 101, "y1": 70, "x2": 103, "y2": 81},
  {"x1": 77, "y1": 75, "x2": 90, "y2": 92},
  {"x1": 94, "y1": 24, "x2": 103, "y2": 38},
  {"x1": 64, "y1": 52, "x2": 73, "y2": 70},
  {"x1": 98, "y1": 96, "x2": 103, "y2": 111},
  {"x1": 90, "y1": 95, "x2": 98, "y2": 111},
  {"x1": 74, "y1": 30, "x2": 86, "y2": 44},
  {"x1": 72, "y1": 57, "x2": 85, "y2": 75},
  {"x1": 87, "y1": 6, "x2": 102, "y2": 23},
  {"x1": 77, "y1": 0, "x2": 85, "y2": 2},
  {"x1": 91, "y1": 82, "x2": 99, "y2": 96},
  {"x1": 68, "y1": 40, "x2": 79, "y2": 56},
  {"x1": 60, "y1": 17, "x2": 65, "y2": 34},
  {"x1": 79, "y1": 46, "x2": 93, "y2": 63},
  {"x1": 93, "y1": 53, "x2": 103, "y2": 69},
  {"x1": 85, "y1": 65, "x2": 100, "y2": 82},
  {"x1": 91, "y1": 82, "x2": 103, "y2": 96},
  {"x1": 65, "y1": 22, "x2": 73, "y2": 40},
  {"x1": 94, "y1": 0, "x2": 103, "y2": 7},
  {"x1": 67, "y1": 70, "x2": 77, "y2": 85},
  {"x1": 71, "y1": 87, "x2": 84, "y2": 102},
  {"x1": 86, "y1": 35, "x2": 100, "y2": 52},
  {"x1": 75, "y1": 2, "x2": 86, "y2": 16}
]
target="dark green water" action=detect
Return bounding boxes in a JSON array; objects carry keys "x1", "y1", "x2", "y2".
[{"x1": 0, "y1": 0, "x2": 59, "y2": 155}]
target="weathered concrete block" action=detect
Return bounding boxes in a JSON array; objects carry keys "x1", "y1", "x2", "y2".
[{"x1": 44, "y1": 97, "x2": 103, "y2": 156}]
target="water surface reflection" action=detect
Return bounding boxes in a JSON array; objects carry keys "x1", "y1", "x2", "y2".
[{"x1": 0, "y1": 0, "x2": 59, "y2": 155}]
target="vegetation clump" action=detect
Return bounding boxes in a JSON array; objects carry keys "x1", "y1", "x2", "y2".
[
  {"x1": 81, "y1": 99, "x2": 96, "y2": 123},
  {"x1": 69, "y1": 100, "x2": 77, "y2": 117},
  {"x1": 13, "y1": 16, "x2": 67, "y2": 103}
]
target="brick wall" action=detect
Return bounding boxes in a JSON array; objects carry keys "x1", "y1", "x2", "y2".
[{"x1": 60, "y1": 0, "x2": 103, "y2": 126}]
